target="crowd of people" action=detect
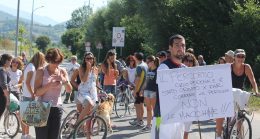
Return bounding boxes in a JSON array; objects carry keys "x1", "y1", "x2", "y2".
[{"x1": 0, "y1": 34, "x2": 259, "y2": 139}]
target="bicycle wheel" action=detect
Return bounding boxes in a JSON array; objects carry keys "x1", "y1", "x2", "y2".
[
  {"x1": 126, "y1": 88, "x2": 135, "y2": 115},
  {"x1": 115, "y1": 92, "x2": 128, "y2": 118},
  {"x1": 73, "y1": 115, "x2": 108, "y2": 139},
  {"x1": 229, "y1": 116, "x2": 252, "y2": 139},
  {"x1": 4, "y1": 112, "x2": 19, "y2": 138},
  {"x1": 59, "y1": 110, "x2": 78, "y2": 139}
]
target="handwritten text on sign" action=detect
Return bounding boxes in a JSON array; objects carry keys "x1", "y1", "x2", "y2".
[{"x1": 157, "y1": 64, "x2": 234, "y2": 124}]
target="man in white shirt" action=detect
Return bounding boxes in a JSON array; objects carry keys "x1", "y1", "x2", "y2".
[
  {"x1": 64, "y1": 55, "x2": 80, "y2": 104},
  {"x1": 152, "y1": 34, "x2": 191, "y2": 139}
]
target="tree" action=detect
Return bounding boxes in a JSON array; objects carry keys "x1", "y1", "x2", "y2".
[
  {"x1": 61, "y1": 28, "x2": 83, "y2": 55},
  {"x1": 36, "y1": 36, "x2": 51, "y2": 52},
  {"x1": 66, "y1": 5, "x2": 93, "y2": 29}
]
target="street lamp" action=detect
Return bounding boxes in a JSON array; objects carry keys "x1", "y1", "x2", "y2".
[{"x1": 29, "y1": 0, "x2": 44, "y2": 57}]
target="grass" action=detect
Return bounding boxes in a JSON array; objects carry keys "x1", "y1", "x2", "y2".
[{"x1": 248, "y1": 96, "x2": 260, "y2": 111}]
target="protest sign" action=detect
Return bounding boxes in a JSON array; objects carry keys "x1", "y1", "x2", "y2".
[{"x1": 157, "y1": 64, "x2": 234, "y2": 124}]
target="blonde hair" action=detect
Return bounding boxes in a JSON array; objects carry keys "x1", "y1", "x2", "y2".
[{"x1": 29, "y1": 52, "x2": 45, "y2": 70}]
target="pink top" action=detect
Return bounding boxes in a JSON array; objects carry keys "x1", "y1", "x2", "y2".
[
  {"x1": 40, "y1": 66, "x2": 62, "y2": 107},
  {"x1": 103, "y1": 68, "x2": 117, "y2": 86}
]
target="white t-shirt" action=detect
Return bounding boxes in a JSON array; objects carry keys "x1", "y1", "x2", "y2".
[
  {"x1": 22, "y1": 63, "x2": 36, "y2": 97},
  {"x1": 126, "y1": 66, "x2": 136, "y2": 84},
  {"x1": 66, "y1": 62, "x2": 80, "y2": 81},
  {"x1": 8, "y1": 69, "x2": 22, "y2": 92}
]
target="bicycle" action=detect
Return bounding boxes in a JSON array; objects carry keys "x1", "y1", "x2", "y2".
[
  {"x1": 220, "y1": 89, "x2": 255, "y2": 139},
  {"x1": 59, "y1": 87, "x2": 108, "y2": 139},
  {"x1": 3, "y1": 93, "x2": 20, "y2": 138},
  {"x1": 114, "y1": 83, "x2": 135, "y2": 118}
]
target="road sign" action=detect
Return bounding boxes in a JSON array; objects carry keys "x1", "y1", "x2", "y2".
[
  {"x1": 112, "y1": 27, "x2": 125, "y2": 47},
  {"x1": 96, "y1": 42, "x2": 103, "y2": 49}
]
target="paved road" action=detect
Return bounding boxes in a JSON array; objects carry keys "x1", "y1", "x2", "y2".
[{"x1": 1, "y1": 100, "x2": 260, "y2": 139}]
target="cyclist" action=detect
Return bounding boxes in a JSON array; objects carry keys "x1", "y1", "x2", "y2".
[
  {"x1": 215, "y1": 49, "x2": 259, "y2": 139},
  {"x1": 74, "y1": 52, "x2": 99, "y2": 138}
]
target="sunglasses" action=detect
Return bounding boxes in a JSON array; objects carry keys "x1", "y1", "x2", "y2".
[
  {"x1": 236, "y1": 55, "x2": 245, "y2": 59},
  {"x1": 184, "y1": 59, "x2": 193, "y2": 63},
  {"x1": 12, "y1": 61, "x2": 19, "y2": 64},
  {"x1": 85, "y1": 57, "x2": 94, "y2": 60}
]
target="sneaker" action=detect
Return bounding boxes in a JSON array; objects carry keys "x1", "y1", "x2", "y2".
[
  {"x1": 26, "y1": 135, "x2": 35, "y2": 139},
  {"x1": 129, "y1": 119, "x2": 138, "y2": 126},
  {"x1": 216, "y1": 136, "x2": 222, "y2": 139},
  {"x1": 139, "y1": 125, "x2": 151, "y2": 132},
  {"x1": 63, "y1": 100, "x2": 68, "y2": 104},
  {"x1": 136, "y1": 120, "x2": 144, "y2": 127},
  {"x1": 21, "y1": 135, "x2": 27, "y2": 139}
]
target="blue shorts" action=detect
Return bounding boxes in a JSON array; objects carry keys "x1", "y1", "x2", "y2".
[{"x1": 144, "y1": 90, "x2": 156, "y2": 98}]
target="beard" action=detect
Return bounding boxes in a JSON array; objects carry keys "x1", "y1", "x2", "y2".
[{"x1": 174, "y1": 51, "x2": 184, "y2": 60}]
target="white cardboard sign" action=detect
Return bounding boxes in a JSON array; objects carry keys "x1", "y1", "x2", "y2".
[{"x1": 157, "y1": 64, "x2": 234, "y2": 124}]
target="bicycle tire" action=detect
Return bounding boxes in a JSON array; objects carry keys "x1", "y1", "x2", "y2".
[
  {"x1": 59, "y1": 110, "x2": 78, "y2": 139},
  {"x1": 4, "y1": 112, "x2": 20, "y2": 138},
  {"x1": 73, "y1": 115, "x2": 108, "y2": 139},
  {"x1": 115, "y1": 92, "x2": 128, "y2": 118},
  {"x1": 229, "y1": 116, "x2": 252, "y2": 139}
]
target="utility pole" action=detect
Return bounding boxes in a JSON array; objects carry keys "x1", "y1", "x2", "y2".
[{"x1": 15, "y1": 0, "x2": 20, "y2": 57}]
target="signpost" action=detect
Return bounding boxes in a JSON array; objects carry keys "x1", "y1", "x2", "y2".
[
  {"x1": 96, "y1": 42, "x2": 103, "y2": 63},
  {"x1": 85, "y1": 42, "x2": 91, "y2": 52},
  {"x1": 112, "y1": 27, "x2": 125, "y2": 56}
]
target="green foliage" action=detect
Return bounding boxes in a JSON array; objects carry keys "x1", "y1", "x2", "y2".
[
  {"x1": 61, "y1": 28, "x2": 84, "y2": 55},
  {"x1": 35, "y1": 36, "x2": 51, "y2": 52},
  {"x1": 63, "y1": 0, "x2": 260, "y2": 79},
  {"x1": 66, "y1": 5, "x2": 93, "y2": 29}
]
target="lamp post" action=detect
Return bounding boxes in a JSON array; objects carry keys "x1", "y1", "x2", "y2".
[
  {"x1": 15, "y1": 0, "x2": 20, "y2": 57},
  {"x1": 29, "y1": 0, "x2": 44, "y2": 57}
]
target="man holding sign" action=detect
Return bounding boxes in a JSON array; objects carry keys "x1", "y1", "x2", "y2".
[{"x1": 152, "y1": 34, "x2": 189, "y2": 139}]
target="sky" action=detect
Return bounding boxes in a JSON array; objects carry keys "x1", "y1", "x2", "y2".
[{"x1": 0, "y1": 0, "x2": 107, "y2": 23}]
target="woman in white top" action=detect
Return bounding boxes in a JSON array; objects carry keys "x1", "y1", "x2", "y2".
[
  {"x1": 21, "y1": 52, "x2": 45, "y2": 139},
  {"x1": 75, "y1": 52, "x2": 99, "y2": 138},
  {"x1": 125, "y1": 55, "x2": 136, "y2": 85},
  {"x1": 8, "y1": 57, "x2": 23, "y2": 100}
]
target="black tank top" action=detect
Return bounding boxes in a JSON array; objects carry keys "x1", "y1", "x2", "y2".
[{"x1": 231, "y1": 64, "x2": 246, "y2": 90}]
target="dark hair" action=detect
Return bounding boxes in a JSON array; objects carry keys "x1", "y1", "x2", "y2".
[
  {"x1": 102, "y1": 49, "x2": 117, "y2": 74},
  {"x1": 125, "y1": 55, "x2": 136, "y2": 67},
  {"x1": 169, "y1": 34, "x2": 185, "y2": 47},
  {"x1": 218, "y1": 56, "x2": 226, "y2": 64},
  {"x1": 156, "y1": 51, "x2": 167, "y2": 58},
  {"x1": 182, "y1": 52, "x2": 198, "y2": 67},
  {"x1": 82, "y1": 52, "x2": 96, "y2": 72},
  {"x1": 146, "y1": 55, "x2": 160, "y2": 67},
  {"x1": 0, "y1": 54, "x2": 12, "y2": 67},
  {"x1": 134, "y1": 52, "x2": 144, "y2": 61},
  {"x1": 45, "y1": 48, "x2": 64, "y2": 64}
]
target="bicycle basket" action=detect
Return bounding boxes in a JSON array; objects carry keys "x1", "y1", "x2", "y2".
[
  {"x1": 232, "y1": 88, "x2": 251, "y2": 110},
  {"x1": 9, "y1": 101, "x2": 20, "y2": 112}
]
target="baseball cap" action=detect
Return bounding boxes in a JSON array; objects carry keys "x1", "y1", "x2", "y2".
[
  {"x1": 234, "y1": 49, "x2": 246, "y2": 56},
  {"x1": 156, "y1": 51, "x2": 167, "y2": 58},
  {"x1": 225, "y1": 50, "x2": 234, "y2": 57}
]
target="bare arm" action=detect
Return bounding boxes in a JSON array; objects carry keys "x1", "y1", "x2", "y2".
[
  {"x1": 60, "y1": 68, "x2": 72, "y2": 93},
  {"x1": 79, "y1": 67, "x2": 90, "y2": 82},
  {"x1": 70, "y1": 69, "x2": 79, "y2": 90},
  {"x1": 245, "y1": 64, "x2": 258, "y2": 93},
  {"x1": 25, "y1": 71, "x2": 35, "y2": 98}
]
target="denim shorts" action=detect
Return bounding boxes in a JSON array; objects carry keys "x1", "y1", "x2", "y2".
[
  {"x1": 22, "y1": 96, "x2": 34, "y2": 101},
  {"x1": 143, "y1": 90, "x2": 157, "y2": 98}
]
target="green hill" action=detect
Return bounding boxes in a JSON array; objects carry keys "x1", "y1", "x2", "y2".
[{"x1": 0, "y1": 11, "x2": 65, "y2": 43}]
